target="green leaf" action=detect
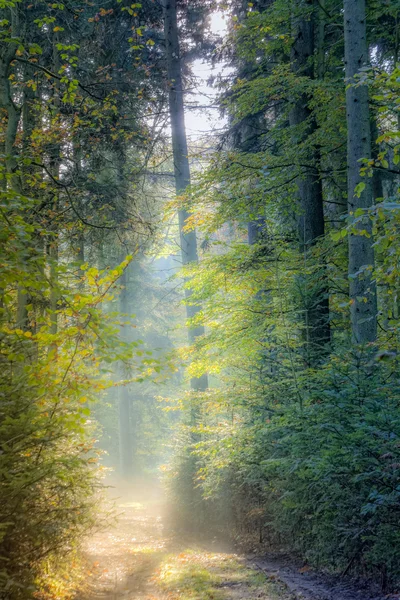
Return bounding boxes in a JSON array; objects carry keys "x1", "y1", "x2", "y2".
[{"x1": 354, "y1": 182, "x2": 366, "y2": 197}]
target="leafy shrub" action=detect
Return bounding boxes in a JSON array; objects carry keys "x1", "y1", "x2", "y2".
[
  {"x1": 0, "y1": 195, "x2": 137, "y2": 598},
  {"x1": 171, "y1": 352, "x2": 400, "y2": 587},
  {"x1": 263, "y1": 353, "x2": 400, "y2": 583}
]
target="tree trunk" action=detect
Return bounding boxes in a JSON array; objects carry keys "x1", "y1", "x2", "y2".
[
  {"x1": 344, "y1": 0, "x2": 377, "y2": 343},
  {"x1": 0, "y1": 6, "x2": 21, "y2": 192},
  {"x1": 235, "y1": 112, "x2": 266, "y2": 245},
  {"x1": 0, "y1": 7, "x2": 30, "y2": 330},
  {"x1": 49, "y1": 218, "x2": 59, "y2": 336},
  {"x1": 118, "y1": 265, "x2": 133, "y2": 478},
  {"x1": 290, "y1": 0, "x2": 330, "y2": 362},
  {"x1": 315, "y1": 0, "x2": 326, "y2": 79},
  {"x1": 163, "y1": 0, "x2": 208, "y2": 391}
]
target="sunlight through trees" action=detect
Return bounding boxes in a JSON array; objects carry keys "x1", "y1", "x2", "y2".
[{"x1": 1, "y1": 0, "x2": 400, "y2": 597}]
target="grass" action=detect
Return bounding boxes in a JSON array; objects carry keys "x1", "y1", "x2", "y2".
[{"x1": 154, "y1": 549, "x2": 291, "y2": 600}]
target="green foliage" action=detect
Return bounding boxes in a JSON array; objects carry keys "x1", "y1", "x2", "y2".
[
  {"x1": 4, "y1": 0, "x2": 400, "y2": 594},
  {"x1": 166, "y1": 0, "x2": 400, "y2": 591},
  {"x1": 0, "y1": 0, "x2": 173, "y2": 596},
  {"x1": 169, "y1": 352, "x2": 400, "y2": 583},
  {"x1": 264, "y1": 356, "x2": 400, "y2": 577},
  {"x1": 0, "y1": 202, "x2": 116, "y2": 597}
]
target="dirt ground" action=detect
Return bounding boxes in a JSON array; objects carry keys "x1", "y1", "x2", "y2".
[
  {"x1": 79, "y1": 481, "x2": 290, "y2": 600},
  {"x1": 79, "y1": 482, "x2": 397, "y2": 600}
]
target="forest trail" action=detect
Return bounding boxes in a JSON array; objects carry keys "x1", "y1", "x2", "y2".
[
  {"x1": 79, "y1": 483, "x2": 390, "y2": 600},
  {"x1": 81, "y1": 492, "x2": 166, "y2": 599},
  {"x1": 79, "y1": 482, "x2": 291, "y2": 600}
]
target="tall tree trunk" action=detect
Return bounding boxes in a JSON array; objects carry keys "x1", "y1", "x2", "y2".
[
  {"x1": 344, "y1": 0, "x2": 377, "y2": 343},
  {"x1": 0, "y1": 6, "x2": 30, "y2": 330},
  {"x1": 48, "y1": 31, "x2": 62, "y2": 336},
  {"x1": 315, "y1": 0, "x2": 326, "y2": 79},
  {"x1": 49, "y1": 214, "x2": 59, "y2": 336},
  {"x1": 236, "y1": 112, "x2": 266, "y2": 245},
  {"x1": 73, "y1": 144, "x2": 86, "y2": 288},
  {"x1": 290, "y1": 0, "x2": 330, "y2": 363},
  {"x1": 118, "y1": 264, "x2": 133, "y2": 478},
  {"x1": 163, "y1": 0, "x2": 208, "y2": 391},
  {"x1": 111, "y1": 141, "x2": 134, "y2": 479}
]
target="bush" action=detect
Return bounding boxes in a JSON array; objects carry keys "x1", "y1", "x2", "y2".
[
  {"x1": 0, "y1": 197, "x2": 135, "y2": 598},
  {"x1": 263, "y1": 353, "x2": 400, "y2": 583},
  {"x1": 171, "y1": 352, "x2": 400, "y2": 587}
]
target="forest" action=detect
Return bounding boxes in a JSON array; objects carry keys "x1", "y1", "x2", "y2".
[{"x1": 1, "y1": 0, "x2": 400, "y2": 599}]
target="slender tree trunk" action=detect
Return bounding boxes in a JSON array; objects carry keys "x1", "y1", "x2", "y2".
[
  {"x1": 17, "y1": 82, "x2": 37, "y2": 332},
  {"x1": 0, "y1": 71, "x2": 21, "y2": 192},
  {"x1": 77, "y1": 230, "x2": 85, "y2": 290},
  {"x1": 315, "y1": 0, "x2": 326, "y2": 80},
  {"x1": 118, "y1": 264, "x2": 133, "y2": 478},
  {"x1": 49, "y1": 211, "x2": 59, "y2": 336},
  {"x1": 47, "y1": 32, "x2": 63, "y2": 336},
  {"x1": 236, "y1": 113, "x2": 266, "y2": 245},
  {"x1": 0, "y1": 6, "x2": 21, "y2": 190},
  {"x1": 344, "y1": 0, "x2": 377, "y2": 343},
  {"x1": 290, "y1": 0, "x2": 330, "y2": 362},
  {"x1": 163, "y1": 0, "x2": 207, "y2": 391},
  {"x1": 73, "y1": 144, "x2": 86, "y2": 287},
  {"x1": 0, "y1": 7, "x2": 30, "y2": 330},
  {"x1": 236, "y1": 113, "x2": 274, "y2": 380},
  {"x1": 163, "y1": 1, "x2": 206, "y2": 531},
  {"x1": 248, "y1": 219, "x2": 265, "y2": 245}
]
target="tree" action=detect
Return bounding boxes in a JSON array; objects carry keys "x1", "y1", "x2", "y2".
[
  {"x1": 344, "y1": 0, "x2": 377, "y2": 343},
  {"x1": 163, "y1": 0, "x2": 208, "y2": 391},
  {"x1": 166, "y1": 0, "x2": 400, "y2": 587},
  {"x1": 0, "y1": 0, "x2": 167, "y2": 591},
  {"x1": 118, "y1": 265, "x2": 134, "y2": 478},
  {"x1": 289, "y1": 0, "x2": 330, "y2": 359}
]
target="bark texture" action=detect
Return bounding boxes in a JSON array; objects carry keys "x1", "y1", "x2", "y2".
[{"x1": 344, "y1": 0, "x2": 377, "y2": 343}]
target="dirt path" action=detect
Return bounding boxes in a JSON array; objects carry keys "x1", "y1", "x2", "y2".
[
  {"x1": 81, "y1": 497, "x2": 168, "y2": 599},
  {"x1": 80, "y1": 489, "x2": 395, "y2": 600},
  {"x1": 252, "y1": 557, "x2": 394, "y2": 600},
  {"x1": 80, "y1": 488, "x2": 290, "y2": 600}
]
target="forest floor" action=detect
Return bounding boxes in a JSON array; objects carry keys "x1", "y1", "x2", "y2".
[{"x1": 79, "y1": 481, "x2": 394, "y2": 600}]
